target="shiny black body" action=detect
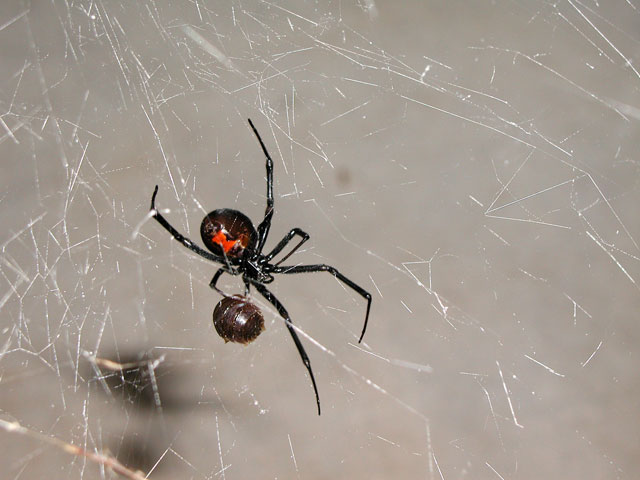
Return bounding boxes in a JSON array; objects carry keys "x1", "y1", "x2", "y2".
[
  {"x1": 149, "y1": 119, "x2": 372, "y2": 415},
  {"x1": 200, "y1": 208, "x2": 257, "y2": 263}
]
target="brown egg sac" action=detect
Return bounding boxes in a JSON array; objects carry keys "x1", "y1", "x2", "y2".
[{"x1": 213, "y1": 295, "x2": 265, "y2": 344}]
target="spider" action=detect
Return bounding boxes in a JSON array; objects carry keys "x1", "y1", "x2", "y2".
[{"x1": 149, "y1": 119, "x2": 372, "y2": 415}]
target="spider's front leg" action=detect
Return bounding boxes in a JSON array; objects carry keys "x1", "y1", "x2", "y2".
[
  {"x1": 264, "y1": 228, "x2": 310, "y2": 264},
  {"x1": 248, "y1": 119, "x2": 275, "y2": 254},
  {"x1": 149, "y1": 186, "x2": 221, "y2": 263}
]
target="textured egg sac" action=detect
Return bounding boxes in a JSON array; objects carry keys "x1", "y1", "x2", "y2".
[{"x1": 213, "y1": 295, "x2": 265, "y2": 344}]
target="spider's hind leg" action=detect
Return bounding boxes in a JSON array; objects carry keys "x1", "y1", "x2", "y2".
[{"x1": 252, "y1": 281, "x2": 321, "y2": 416}]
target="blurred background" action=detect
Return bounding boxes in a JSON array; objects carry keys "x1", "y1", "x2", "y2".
[{"x1": 1, "y1": 1, "x2": 639, "y2": 478}]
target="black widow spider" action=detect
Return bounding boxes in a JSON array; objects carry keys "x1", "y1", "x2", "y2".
[{"x1": 149, "y1": 119, "x2": 371, "y2": 415}]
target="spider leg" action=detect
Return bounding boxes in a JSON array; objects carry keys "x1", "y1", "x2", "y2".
[
  {"x1": 219, "y1": 245, "x2": 236, "y2": 273},
  {"x1": 264, "y1": 228, "x2": 310, "y2": 264},
  {"x1": 150, "y1": 186, "x2": 223, "y2": 263},
  {"x1": 273, "y1": 264, "x2": 372, "y2": 343},
  {"x1": 248, "y1": 119, "x2": 274, "y2": 254},
  {"x1": 209, "y1": 267, "x2": 241, "y2": 297},
  {"x1": 252, "y1": 281, "x2": 321, "y2": 416}
]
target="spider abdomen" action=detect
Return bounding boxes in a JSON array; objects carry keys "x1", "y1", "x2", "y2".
[
  {"x1": 200, "y1": 209, "x2": 257, "y2": 262},
  {"x1": 213, "y1": 295, "x2": 265, "y2": 344}
]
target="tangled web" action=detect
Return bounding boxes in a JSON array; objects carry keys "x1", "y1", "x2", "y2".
[{"x1": 1, "y1": 1, "x2": 639, "y2": 478}]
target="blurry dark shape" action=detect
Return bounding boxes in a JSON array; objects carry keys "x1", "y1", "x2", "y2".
[
  {"x1": 336, "y1": 166, "x2": 352, "y2": 187},
  {"x1": 86, "y1": 351, "x2": 219, "y2": 411},
  {"x1": 90, "y1": 352, "x2": 165, "y2": 410},
  {"x1": 115, "y1": 434, "x2": 158, "y2": 474}
]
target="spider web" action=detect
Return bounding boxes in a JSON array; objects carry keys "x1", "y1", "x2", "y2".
[{"x1": 1, "y1": 1, "x2": 639, "y2": 478}]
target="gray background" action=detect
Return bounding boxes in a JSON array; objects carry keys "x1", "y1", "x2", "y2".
[{"x1": 1, "y1": 1, "x2": 639, "y2": 479}]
